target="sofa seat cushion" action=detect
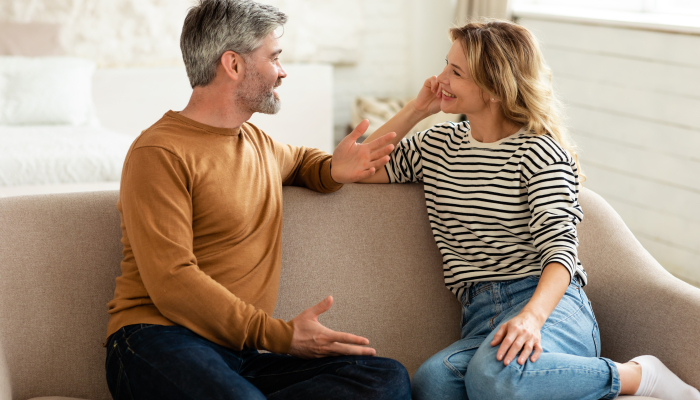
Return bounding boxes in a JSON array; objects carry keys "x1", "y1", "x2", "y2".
[{"x1": 29, "y1": 397, "x2": 89, "y2": 400}]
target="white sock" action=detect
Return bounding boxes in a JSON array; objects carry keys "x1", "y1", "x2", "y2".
[{"x1": 631, "y1": 355, "x2": 700, "y2": 400}]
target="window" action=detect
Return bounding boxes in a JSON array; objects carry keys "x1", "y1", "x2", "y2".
[{"x1": 513, "y1": 0, "x2": 700, "y2": 16}]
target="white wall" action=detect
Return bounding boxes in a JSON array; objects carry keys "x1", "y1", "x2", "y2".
[
  {"x1": 331, "y1": 0, "x2": 454, "y2": 141},
  {"x1": 1, "y1": 0, "x2": 455, "y2": 144},
  {"x1": 517, "y1": 17, "x2": 700, "y2": 285}
]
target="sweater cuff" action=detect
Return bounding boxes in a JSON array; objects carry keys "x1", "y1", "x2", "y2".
[
  {"x1": 262, "y1": 318, "x2": 295, "y2": 354},
  {"x1": 321, "y1": 157, "x2": 344, "y2": 193}
]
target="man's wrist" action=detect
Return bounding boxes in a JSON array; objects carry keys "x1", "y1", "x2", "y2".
[{"x1": 329, "y1": 159, "x2": 341, "y2": 184}]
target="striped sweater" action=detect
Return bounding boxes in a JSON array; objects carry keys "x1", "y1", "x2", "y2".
[{"x1": 385, "y1": 121, "x2": 586, "y2": 299}]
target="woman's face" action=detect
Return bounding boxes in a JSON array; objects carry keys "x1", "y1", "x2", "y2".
[{"x1": 437, "y1": 40, "x2": 493, "y2": 115}]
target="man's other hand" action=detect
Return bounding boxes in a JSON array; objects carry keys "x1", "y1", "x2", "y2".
[
  {"x1": 288, "y1": 295, "x2": 377, "y2": 358},
  {"x1": 331, "y1": 120, "x2": 396, "y2": 183}
]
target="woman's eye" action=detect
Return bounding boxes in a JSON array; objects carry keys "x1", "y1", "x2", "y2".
[{"x1": 453, "y1": 70, "x2": 460, "y2": 77}]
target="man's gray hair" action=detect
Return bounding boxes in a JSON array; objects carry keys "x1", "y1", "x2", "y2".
[{"x1": 181, "y1": 0, "x2": 287, "y2": 88}]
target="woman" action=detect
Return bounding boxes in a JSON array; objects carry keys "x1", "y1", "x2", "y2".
[{"x1": 358, "y1": 19, "x2": 699, "y2": 400}]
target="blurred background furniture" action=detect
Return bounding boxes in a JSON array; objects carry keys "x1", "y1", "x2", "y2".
[{"x1": 0, "y1": 184, "x2": 696, "y2": 399}]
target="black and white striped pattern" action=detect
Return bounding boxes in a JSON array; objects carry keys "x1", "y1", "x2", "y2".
[{"x1": 386, "y1": 121, "x2": 586, "y2": 299}]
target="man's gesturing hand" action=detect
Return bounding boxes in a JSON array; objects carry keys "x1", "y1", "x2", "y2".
[
  {"x1": 331, "y1": 119, "x2": 396, "y2": 184},
  {"x1": 289, "y1": 296, "x2": 377, "y2": 359}
]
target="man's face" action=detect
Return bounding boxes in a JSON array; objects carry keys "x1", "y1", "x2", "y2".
[{"x1": 236, "y1": 32, "x2": 287, "y2": 115}]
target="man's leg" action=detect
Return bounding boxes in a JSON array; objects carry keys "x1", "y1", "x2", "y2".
[
  {"x1": 105, "y1": 324, "x2": 265, "y2": 400},
  {"x1": 240, "y1": 351, "x2": 411, "y2": 400}
]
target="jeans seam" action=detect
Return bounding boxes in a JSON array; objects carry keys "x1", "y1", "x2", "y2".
[
  {"x1": 442, "y1": 352, "x2": 467, "y2": 379},
  {"x1": 540, "y1": 302, "x2": 585, "y2": 332},
  {"x1": 600, "y1": 357, "x2": 622, "y2": 399},
  {"x1": 470, "y1": 284, "x2": 491, "y2": 303},
  {"x1": 114, "y1": 344, "x2": 134, "y2": 400}
]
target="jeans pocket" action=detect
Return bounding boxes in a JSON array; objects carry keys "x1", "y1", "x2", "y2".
[{"x1": 443, "y1": 336, "x2": 485, "y2": 379}]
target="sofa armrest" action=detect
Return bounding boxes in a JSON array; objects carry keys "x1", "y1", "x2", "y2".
[{"x1": 578, "y1": 187, "x2": 700, "y2": 389}]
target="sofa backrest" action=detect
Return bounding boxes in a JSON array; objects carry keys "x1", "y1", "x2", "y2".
[{"x1": 0, "y1": 183, "x2": 698, "y2": 399}]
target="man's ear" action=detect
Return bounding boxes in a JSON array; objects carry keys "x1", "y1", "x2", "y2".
[{"x1": 220, "y1": 51, "x2": 243, "y2": 82}]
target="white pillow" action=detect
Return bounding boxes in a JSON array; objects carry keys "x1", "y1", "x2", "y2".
[{"x1": 0, "y1": 56, "x2": 99, "y2": 126}]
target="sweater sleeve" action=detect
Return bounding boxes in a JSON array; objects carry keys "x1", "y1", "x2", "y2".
[
  {"x1": 526, "y1": 161, "x2": 584, "y2": 280},
  {"x1": 385, "y1": 130, "x2": 426, "y2": 183},
  {"x1": 120, "y1": 146, "x2": 294, "y2": 353},
  {"x1": 273, "y1": 140, "x2": 343, "y2": 193}
]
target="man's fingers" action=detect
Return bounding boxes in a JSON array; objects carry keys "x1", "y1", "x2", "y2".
[
  {"x1": 325, "y1": 330, "x2": 370, "y2": 346},
  {"x1": 307, "y1": 295, "x2": 333, "y2": 317},
  {"x1": 369, "y1": 156, "x2": 390, "y2": 171},
  {"x1": 369, "y1": 144, "x2": 394, "y2": 162},
  {"x1": 325, "y1": 342, "x2": 377, "y2": 357},
  {"x1": 356, "y1": 168, "x2": 376, "y2": 181},
  {"x1": 366, "y1": 132, "x2": 396, "y2": 150},
  {"x1": 347, "y1": 119, "x2": 370, "y2": 142}
]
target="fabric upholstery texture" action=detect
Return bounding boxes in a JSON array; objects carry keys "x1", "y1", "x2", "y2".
[{"x1": 0, "y1": 184, "x2": 696, "y2": 399}]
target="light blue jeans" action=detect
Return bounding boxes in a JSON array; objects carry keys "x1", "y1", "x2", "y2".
[{"x1": 412, "y1": 275, "x2": 621, "y2": 400}]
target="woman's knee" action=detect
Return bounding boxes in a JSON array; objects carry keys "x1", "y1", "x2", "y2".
[
  {"x1": 465, "y1": 348, "x2": 524, "y2": 400},
  {"x1": 412, "y1": 352, "x2": 469, "y2": 400}
]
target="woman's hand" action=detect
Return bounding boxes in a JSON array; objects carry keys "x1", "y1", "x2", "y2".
[
  {"x1": 490, "y1": 310, "x2": 545, "y2": 366},
  {"x1": 413, "y1": 76, "x2": 443, "y2": 116}
]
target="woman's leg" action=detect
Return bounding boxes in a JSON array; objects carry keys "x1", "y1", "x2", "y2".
[
  {"x1": 464, "y1": 280, "x2": 621, "y2": 400},
  {"x1": 411, "y1": 336, "x2": 486, "y2": 400}
]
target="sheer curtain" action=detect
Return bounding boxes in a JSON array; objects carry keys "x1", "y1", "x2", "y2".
[{"x1": 454, "y1": 0, "x2": 512, "y2": 25}]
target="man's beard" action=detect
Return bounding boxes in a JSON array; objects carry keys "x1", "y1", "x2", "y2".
[{"x1": 236, "y1": 64, "x2": 282, "y2": 115}]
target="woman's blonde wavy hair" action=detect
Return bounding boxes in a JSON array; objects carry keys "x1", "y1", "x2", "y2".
[{"x1": 449, "y1": 19, "x2": 585, "y2": 180}]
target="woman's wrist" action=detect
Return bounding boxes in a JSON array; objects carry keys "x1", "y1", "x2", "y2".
[
  {"x1": 405, "y1": 99, "x2": 433, "y2": 124},
  {"x1": 520, "y1": 306, "x2": 548, "y2": 328}
]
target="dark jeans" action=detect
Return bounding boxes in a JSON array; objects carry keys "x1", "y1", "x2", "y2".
[{"x1": 106, "y1": 324, "x2": 411, "y2": 400}]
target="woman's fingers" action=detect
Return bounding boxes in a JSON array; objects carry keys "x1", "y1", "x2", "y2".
[
  {"x1": 496, "y1": 329, "x2": 518, "y2": 362},
  {"x1": 504, "y1": 336, "x2": 526, "y2": 365},
  {"x1": 530, "y1": 342, "x2": 543, "y2": 362},
  {"x1": 518, "y1": 341, "x2": 535, "y2": 365},
  {"x1": 490, "y1": 324, "x2": 507, "y2": 346}
]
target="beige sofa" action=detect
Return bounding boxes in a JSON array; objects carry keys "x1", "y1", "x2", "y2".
[{"x1": 0, "y1": 183, "x2": 698, "y2": 400}]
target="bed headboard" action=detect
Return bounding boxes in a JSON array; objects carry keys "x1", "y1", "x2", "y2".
[{"x1": 92, "y1": 64, "x2": 334, "y2": 153}]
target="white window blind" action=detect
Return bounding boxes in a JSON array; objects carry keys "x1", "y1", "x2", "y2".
[{"x1": 513, "y1": 0, "x2": 700, "y2": 16}]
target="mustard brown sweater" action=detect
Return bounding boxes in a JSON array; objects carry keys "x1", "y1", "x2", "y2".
[{"x1": 106, "y1": 111, "x2": 342, "y2": 354}]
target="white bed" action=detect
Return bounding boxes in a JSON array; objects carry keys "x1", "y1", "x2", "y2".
[
  {"x1": 0, "y1": 125, "x2": 132, "y2": 196},
  {"x1": 0, "y1": 60, "x2": 333, "y2": 198}
]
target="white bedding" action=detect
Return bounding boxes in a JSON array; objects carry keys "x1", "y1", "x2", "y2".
[{"x1": 0, "y1": 125, "x2": 133, "y2": 188}]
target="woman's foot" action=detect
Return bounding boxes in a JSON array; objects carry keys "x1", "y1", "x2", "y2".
[{"x1": 629, "y1": 355, "x2": 700, "y2": 400}]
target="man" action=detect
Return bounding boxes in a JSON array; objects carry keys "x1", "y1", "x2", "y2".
[{"x1": 104, "y1": 0, "x2": 410, "y2": 399}]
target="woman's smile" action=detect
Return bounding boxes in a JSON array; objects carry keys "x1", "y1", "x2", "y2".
[{"x1": 441, "y1": 89, "x2": 457, "y2": 99}]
